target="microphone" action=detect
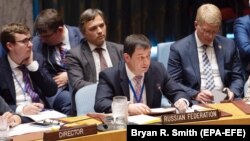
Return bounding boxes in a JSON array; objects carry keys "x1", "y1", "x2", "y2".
[{"x1": 156, "y1": 83, "x2": 172, "y2": 107}]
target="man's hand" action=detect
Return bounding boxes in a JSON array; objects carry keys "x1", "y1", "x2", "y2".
[
  {"x1": 174, "y1": 99, "x2": 188, "y2": 113},
  {"x1": 22, "y1": 103, "x2": 44, "y2": 115},
  {"x1": 2, "y1": 112, "x2": 21, "y2": 127},
  {"x1": 128, "y1": 103, "x2": 151, "y2": 116},
  {"x1": 223, "y1": 88, "x2": 234, "y2": 101},
  {"x1": 53, "y1": 72, "x2": 68, "y2": 87},
  {"x1": 195, "y1": 90, "x2": 214, "y2": 104},
  {"x1": 21, "y1": 50, "x2": 34, "y2": 66}
]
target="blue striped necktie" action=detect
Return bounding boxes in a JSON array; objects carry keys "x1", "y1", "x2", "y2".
[
  {"x1": 18, "y1": 65, "x2": 40, "y2": 102},
  {"x1": 202, "y1": 45, "x2": 215, "y2": 91}
]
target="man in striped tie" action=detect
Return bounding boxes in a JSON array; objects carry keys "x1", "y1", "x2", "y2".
[
  {"x1": 0, "y1": 23, "x2": 57, "y2": 116},
  {"x1": 168, "y1": 4, "x2": 244, "y2": 104}
]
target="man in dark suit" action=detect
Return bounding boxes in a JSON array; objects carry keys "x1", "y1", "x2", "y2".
[
  {"x1": 33, "y1": 9, "x2": 83, "y2": 115},
  {"x1": 94, "y1": 34, "x2": 190, "y2": 115},
  {"x1": 0, "y1": 23, "x2": 57, "y2": 115},
  {"x1": 0, "y1": 96, "x2": 23, "y2": 126},
  {"x1": 168, "y1": 4, "x2": 244, "y2": 104},
  {"x1": 66, "y1": 9, "x2": 123, "y2": 115},
  {"x1": 234, "y1": 15, "x2": 250, "y2": 84}
]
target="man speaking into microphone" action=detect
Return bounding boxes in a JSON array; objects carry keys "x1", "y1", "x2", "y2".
[{"x1": 94, "y1": 34, "x2": 191, "y2": 116}]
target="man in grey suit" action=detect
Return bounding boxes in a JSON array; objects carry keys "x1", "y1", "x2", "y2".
[
  {"x1": 95, "y1": 34, "x2": 190, "y2": 115},
  {"x1": 66, "y1": 8, "x2": 123, "y2": 115},
  {"x1": 168, "y1": 4, "x2": 244, "y2": 104}
]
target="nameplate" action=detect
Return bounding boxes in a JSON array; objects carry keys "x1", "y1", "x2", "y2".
[
  {"x1": 43, "y1": 124, "x2": 97, "y2": 141},
  {"x1": 161, "y1": 110, "x2": 219, "y2": 124}
]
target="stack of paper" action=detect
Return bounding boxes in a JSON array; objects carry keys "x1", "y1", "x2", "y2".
[{"x1": 128, "y1": 115, "x2": 160, "y2": 125}]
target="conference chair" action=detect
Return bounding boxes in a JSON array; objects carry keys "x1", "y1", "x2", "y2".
[
  {"x1": 157, "y1": 42, "x2": 174, "y2": 107},
  {"x1": 75, "y1": 83, "x2": 98, "y2": 116}
]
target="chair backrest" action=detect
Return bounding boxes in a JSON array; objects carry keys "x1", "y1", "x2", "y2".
[
  {"x1": 157, "y1": 42, "x2": 174, "y2": 69},
  {"x1": 75, "y1": 83, "x2": 98, "y2": 116}
]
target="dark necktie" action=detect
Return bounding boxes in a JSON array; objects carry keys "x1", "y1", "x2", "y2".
[
  {"x1": 95, "y1": 47, "x2": 108, "y2": 71},
  {"x1": 58, "y1": 43, "x2": 66, "y2": 66},
  {"x1": 133, "y1": 75, "x2": 143, "y2": 103},
  {"x1": 202, "y1": 45, "x2": 215, "y2": 91},
  {"x1": 18, "y1": 65, "x2": 40, "y2": 102}
]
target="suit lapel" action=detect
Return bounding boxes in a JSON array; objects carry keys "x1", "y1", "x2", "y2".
[
  {"x1": 106, "y1": 42, "x2": 120, "y2": 65},
  {"x1": 188, "y1": 35, "x2": 201, "y2": 85},
  {"x1": 119, "y1": 62, "x2": 130, "y2": 99},
  {"x1": 82, "y1": 43, "x2": 97, "y2": 80},
  {"x1": 144, "y1": 69, "x2": 154, "y2": 107},
  {"x1": 213, "y1": 39, "x2": 225, "y2": 82},
  {"x1": 2, "y1": 57, "x2": 16, "y2": 102}
]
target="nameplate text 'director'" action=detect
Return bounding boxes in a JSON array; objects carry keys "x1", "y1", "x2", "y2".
[
  {"x1": 161, "y1": 110, "x2": 219, "y2": 124},
  {"x1": 43, "y1": 124, "x2": 97, "y2": 141}
]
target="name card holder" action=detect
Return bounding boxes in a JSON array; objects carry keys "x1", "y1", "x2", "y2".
[
  {"x1": 43, "y1": 124, "x2": 97, "y2": 141},
  {"x1": 161, "y1": 110, "x2": 219, "y2": 124}
]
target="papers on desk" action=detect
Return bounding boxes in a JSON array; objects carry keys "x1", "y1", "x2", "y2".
[
  {"x1": 9, "y1": 122, "x2": 59, "y2": 137},
  {"x1": 148, "y1": 107, "x2": 176, "y2": 115},
  {"x1": 128, "y1": 115, "x2": 160, "y2": 125},
  {"x1": 23, "y1": 110, "x2": 67, "y2": 121}
]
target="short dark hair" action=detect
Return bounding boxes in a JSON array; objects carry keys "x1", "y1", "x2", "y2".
[
  {"x1": 34, "y1": 8, "x2": 64, "y2": 34},
  {"x1": 79, "y1": 8, "x2": 105, "y2": 33},
  {"x1": 0, "y1": 23, "x2": 30, "y2": 52},
  {"x1": 124, "y1": 34, "x2": 151, "y2": 57}
]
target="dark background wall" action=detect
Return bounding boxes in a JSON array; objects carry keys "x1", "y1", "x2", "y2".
[{"x1": 35, "y1": 0, "x2": 249, "y2": 45}]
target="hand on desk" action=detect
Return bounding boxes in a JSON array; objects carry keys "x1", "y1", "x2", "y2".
[
  {"x1": 128, "y1": 103, "x2": 151, "y2": 116},
  {"x1": 174, "y1": 99, "x2": 188, "y2": 113},
  {"x1": 23, "y1": 103, "x2": 44, "y2": 115},
  {"x1": 195, "y1": 90, "x2": 214, "y2": 104},
  {"x1": 2, "y1": 112, "x2": 21, "y2": 127}
]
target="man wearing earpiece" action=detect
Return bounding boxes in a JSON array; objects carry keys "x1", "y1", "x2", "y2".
[{"x1": 95, "y1": 34, "x2": 191, "y2": 115}]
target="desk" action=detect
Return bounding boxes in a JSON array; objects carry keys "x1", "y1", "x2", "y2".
[
  {"x1": 179, "y1": 103, "x2": 250, "y2": 125},
  {"x1": 11, "y1": 115, "x2": 126, "y2": 141},
  {"x1": 11, "y1": 102, "x2": 250, "y2": 140}
]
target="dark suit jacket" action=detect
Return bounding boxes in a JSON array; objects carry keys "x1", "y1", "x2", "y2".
[
  {"x1": 32, "y1": 25, "x2": 83, "y2": 76},
  {"x1": 66, "y1": 40, "x2": 123, "y2": 94},
  {"x1": 94, "y1": 61, "x2": 191, "y2": 113},
  {"x1": 234, "y1": 15, "x2": 250, "y2": 79},
  {"x1": 0, "y1": 53, "x2": 57, "y2": 111},
  {"x1": 168, "y1": 33, "x2": 244, "y2": 100},
  {"x1": 0, "y1": 96, "x2": 32, "y2": 123}
]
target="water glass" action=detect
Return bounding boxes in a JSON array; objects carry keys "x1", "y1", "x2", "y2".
[
  {"x1": 0, "y1": 116, "x2": 9, "y2": 141},
  {"x1": 112, "y1": 96, "x2": 128, "y2": 129}
]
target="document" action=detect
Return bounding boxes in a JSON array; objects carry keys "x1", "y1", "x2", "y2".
[
  {"x1": 128, "y1": 115, "x2": 160, "y2": 125},
  {"x1": 211, "y1": 90, "x2": 227, "y2": 103},
  {"x1": 148, "y1": 107, "x2": 176, "y2": 115},
  {"x1": 23, "y1": 110, "x2": 67, "y2": 121}
]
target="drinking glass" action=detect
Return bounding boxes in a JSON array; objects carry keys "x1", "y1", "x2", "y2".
[
  {"x1": 0, "y1": 116, "x2": 9, "y2": 141},
  {"x1": 112, "y1": 96, "x2": 128, "y2": 129}
]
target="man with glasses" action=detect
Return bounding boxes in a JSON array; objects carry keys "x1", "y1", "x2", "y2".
[
  {"x1": 33, "y1": 9, "x2": 83, "y2": 115},
  {"x1": 0, "y1": 23, "x2": 57, "y2": 116},
  {"x1": 167, "y1": 4, "x2": 244, "y2": 104}
]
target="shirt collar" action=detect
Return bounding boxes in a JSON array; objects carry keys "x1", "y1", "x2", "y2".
[
  {"x1": 125, "y1": 64, "x2": 144, "y2": 81},
  {"x1": 7, "y1": 55, "x2": 19, "y2": 70},
  {"x1": 88, "y1": 41, "x2": 107, "y2": 52},
  {"x1": 195, "y1": 30, "x2": 213, "y2": 48}
]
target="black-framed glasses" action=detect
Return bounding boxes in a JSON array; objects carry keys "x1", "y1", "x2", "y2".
[{"x1": 15, "y1": 37, "x2": 32, "y2": 46}]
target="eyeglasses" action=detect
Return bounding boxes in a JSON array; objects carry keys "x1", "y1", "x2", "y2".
[{"x1": 15, "y1": 37, "x2": 32, "y2": 46}]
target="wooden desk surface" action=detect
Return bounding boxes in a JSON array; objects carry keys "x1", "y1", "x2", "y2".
[
  {"x1": 11, "y1": 115, "x2": 126, "y2": 141},
  {"x1": 11, "y1": 102, "x2": 250, "y2": 141},
  {"x1": 179, "y1": 103, "x2": 250, "y2": 125}
]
